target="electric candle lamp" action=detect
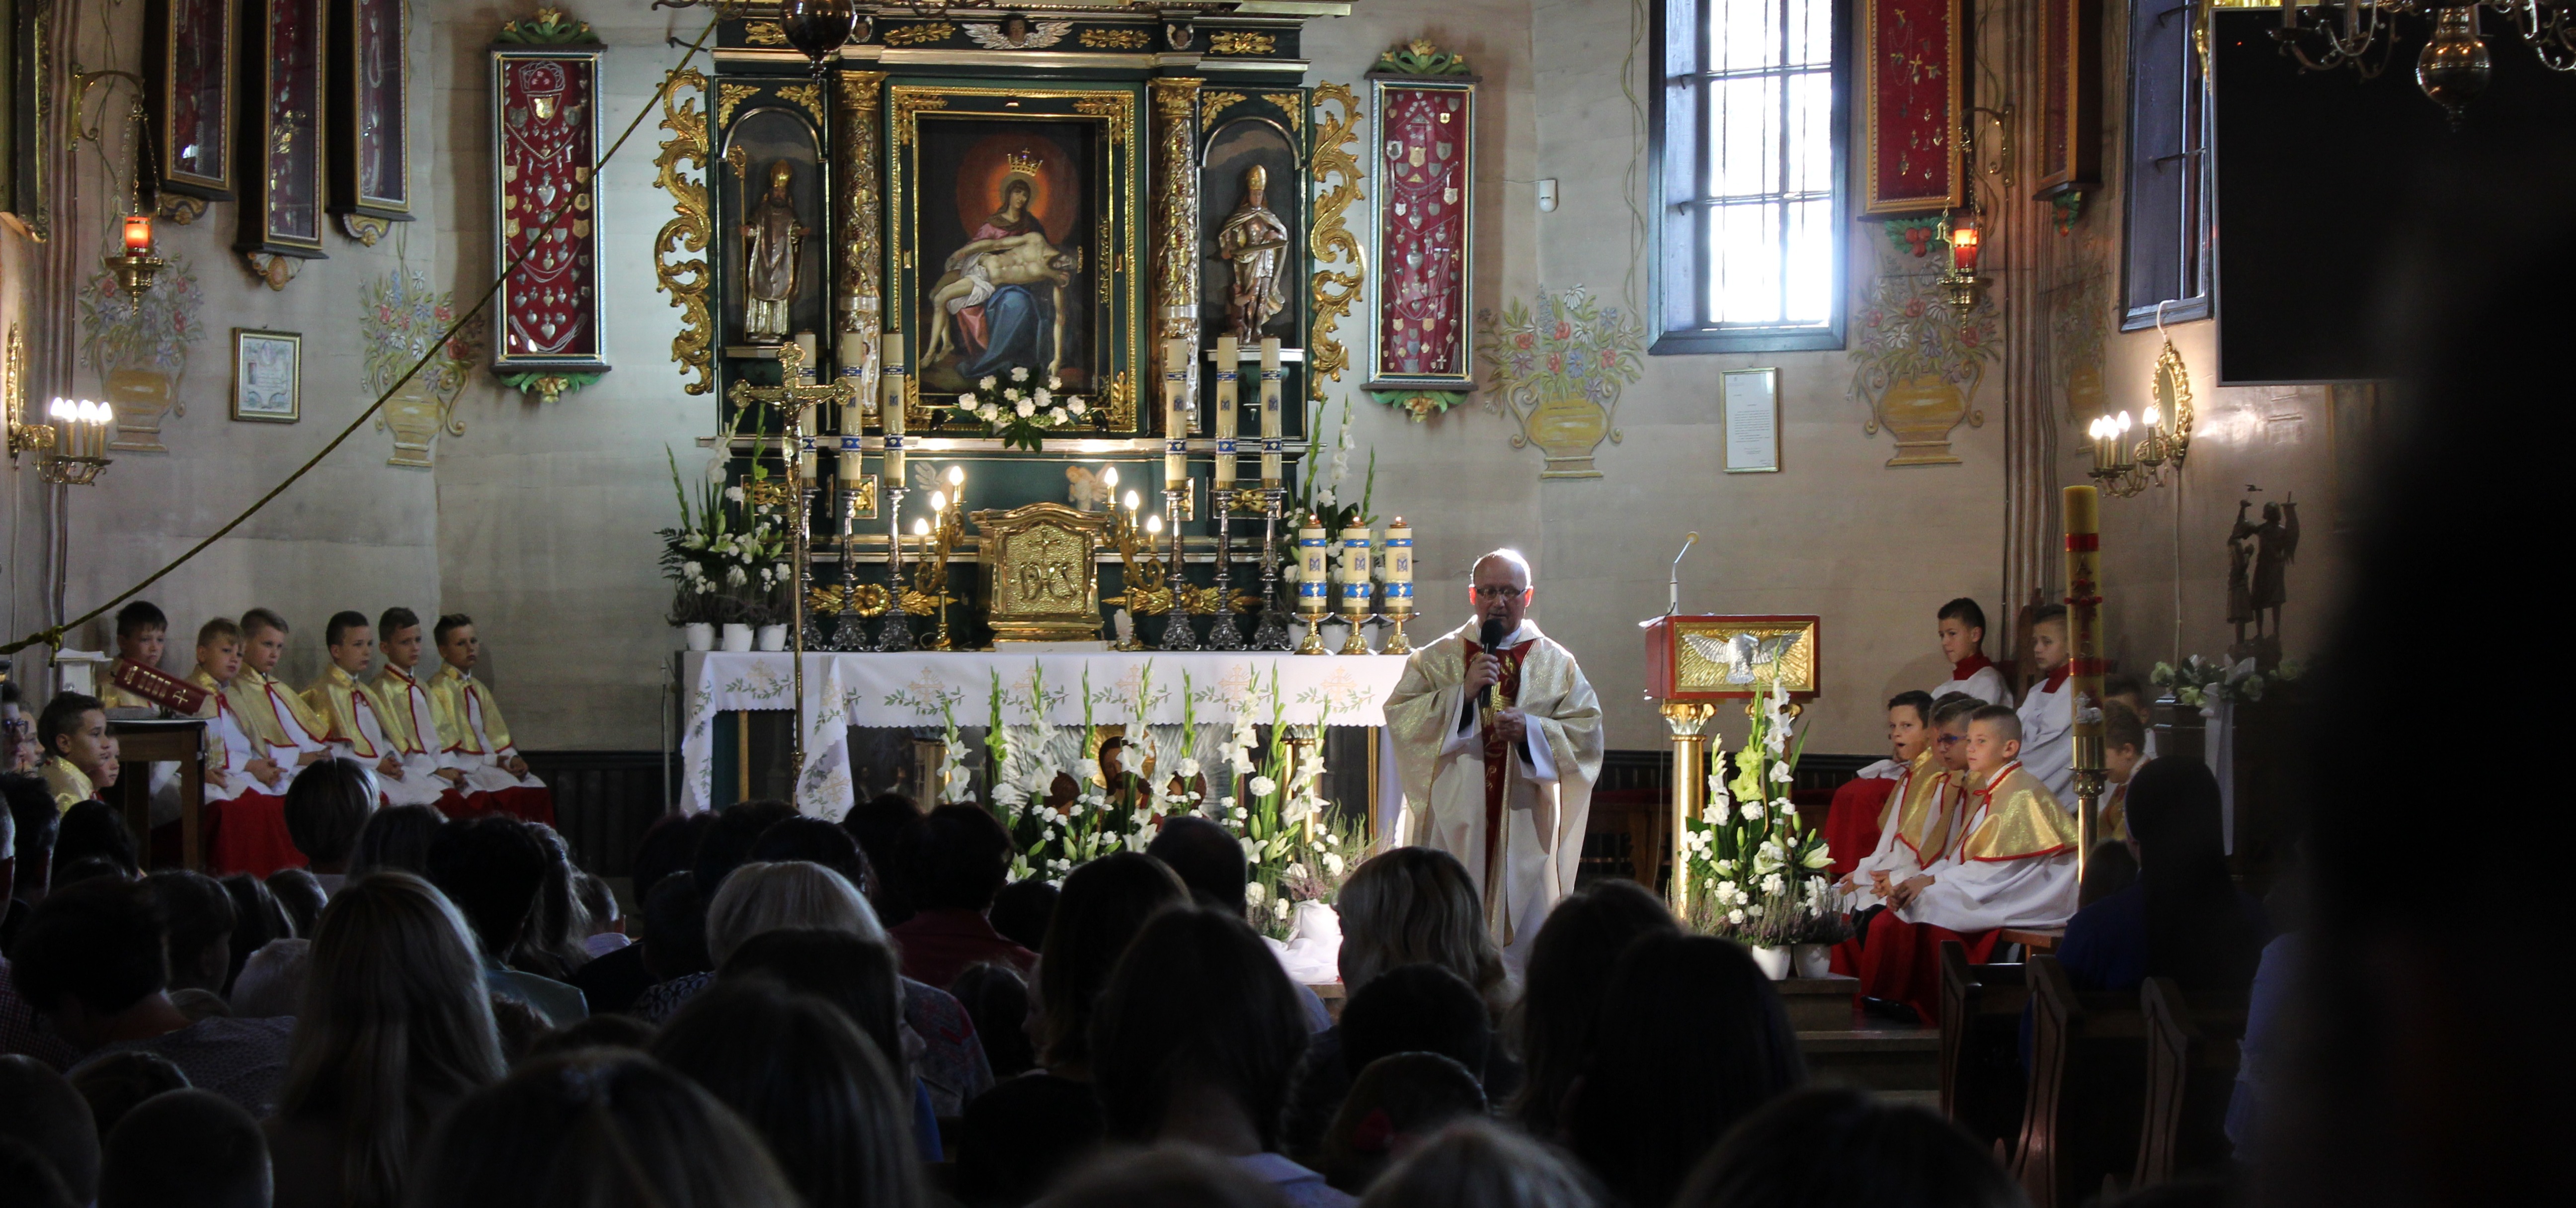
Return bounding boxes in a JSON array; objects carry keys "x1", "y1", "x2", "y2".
[
  {"x1": 1102, "y1": 466, "x2": 1119, "y2": 494},
  {"x1": 123, "y1": 214, "x2": 153, "y2": 255},
  {"x1": 1124, "y1": 489, "x2": 1140, "y2": 515},
  {"x1": 1146, "y1": 513, "x2": 1163, "y2": 536},
  {"x1": 929, "y1": 490, "x2": 947, "y2": 514},
  {"x1": 1949, "y1": 216, "x2": 1981, "y2": 274},
  {"x1": 946, "y1": 464, "x2": 965, "y2": 488}
]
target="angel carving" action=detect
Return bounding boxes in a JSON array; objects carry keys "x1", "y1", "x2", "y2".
[
  {"x1": 1684, "y1": 630, "x2": 1805, "y2": 687},
  {"x1": 963, "y1": 15, "x2": 1074, "y2": 49}
]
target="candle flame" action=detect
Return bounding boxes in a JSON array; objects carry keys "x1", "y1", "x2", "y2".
[
  {"x1": 1102, "y1": 466, "x2": 1119, "y2": 489},
  {"x1": 946, "y1": 464, "x2": 965, "y2": 486}
]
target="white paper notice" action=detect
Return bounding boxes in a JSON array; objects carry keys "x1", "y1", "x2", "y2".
[{"x1": 1724, "y1": 369, "x2": 1779, "y2": 473}]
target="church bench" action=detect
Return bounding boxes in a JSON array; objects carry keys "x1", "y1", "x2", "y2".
[
  {"x1": 2012, "y1": 955, "x2": 2149, "y2": 1208},
  {"x1": 1938, "y1": 942, "x2": 2029, "y2": 1154},
  {"x1": 2134, "y1": 977, "x2": 2250, "y2": 1189}
]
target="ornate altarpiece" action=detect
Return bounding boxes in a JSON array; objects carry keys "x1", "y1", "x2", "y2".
[{"x1": 661, "y1": 4, "x2": 1359, "y2": 651}]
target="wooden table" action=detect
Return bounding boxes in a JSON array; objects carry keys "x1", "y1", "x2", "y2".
[{"x1": 111, "y1": 718, "x2": 205, "y2": 870}]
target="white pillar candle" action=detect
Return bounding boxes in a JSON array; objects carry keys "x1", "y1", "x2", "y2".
[
  {"x1": 1213, "y1": 335, "x2": 1239, "y2": 488},
  {"x1": 1163, "y1": 339, "x2": 1190, "y2": 489}
]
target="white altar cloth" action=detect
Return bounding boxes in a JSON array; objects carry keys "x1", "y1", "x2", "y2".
[{"x1": 680, "y1": 650, "x2": 1412, "y2": 817}]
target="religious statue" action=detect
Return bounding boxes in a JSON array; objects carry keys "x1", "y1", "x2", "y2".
[
  {"x1": 741, "y1": 160, "x2": 807, "y2": 345},
  {"x1": 2227, "y1": 493, "x2": 2301, "y2": 665},
  {"x1": 1216, "y1": 164, "x2": 1291, "y2": 341}
]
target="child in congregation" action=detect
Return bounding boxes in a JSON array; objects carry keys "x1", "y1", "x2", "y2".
[
  {"x1": 2014, "y1": 604, "x2": 2075, "y2": 800},
  {"x1": 429, "y1": 613, "x2": 555, "y2": 824},
  {"x1": 1930, "y1": 597, "x2": 2013, "y2": 708},
  {"x1": 366, "y1": 607, "x2": 473, "y2": 816},
  {"x1": 2102, "y1": 670, "x2": 2158, "y2": 758},
  {"x1": 302, "y1": 609, "x2": 459, "y2": 810},
  {"x1": 36, "y1": 691, "x2": 119, "y2": 812},
  {"x1": 175, "y1": 617, "x2": 307, "y2": 875},
  {"x1": 2098, "y1": 702, "x2": 2152, "y2": 842},
  {"x1": 1859, "y1": 704, "x2": 2078, "y2": 1020},
  {"x1": 1821, "y1": 690, "x2": 1937, "y2": 879},
  {"x1": 228, "y1": 608, "x2": 335, "y2": 789}
]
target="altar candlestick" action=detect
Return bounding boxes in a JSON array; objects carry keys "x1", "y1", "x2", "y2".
[
  {"x1": 1163, "y1": 339, "x2": 1190, "y2": 488},
  {"x1": 1213, "y1": 335, "x2": 1239, "y2": 488},
  {"x1": 1259, "y1": 338, "x2": 1283, "y2": 486},
  {"x1": 2063, "y1": 484, "x2": 2106, "y2": 881}
]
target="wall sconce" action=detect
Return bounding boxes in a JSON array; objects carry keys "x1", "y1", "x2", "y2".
[
  {"x1": 2088, "y1": 322, "x2": 2195, "y2": 499},
  {"x1": 40, "y1": 397, "x2": 116, "y2": 486},
  {"x1": 2, "y1": 323, "x2": 47, "y2": 462},
  {"x1": 1936, "y1": 207, "x2": 1988, "y2": 313},
  {"x1": 70, "y1": 70, "x2": 163, "y2": 299}
]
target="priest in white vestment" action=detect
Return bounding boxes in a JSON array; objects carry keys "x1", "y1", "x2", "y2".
[{"x1": 1385, "y1": 550, "x2": 1605, "y2": 972}]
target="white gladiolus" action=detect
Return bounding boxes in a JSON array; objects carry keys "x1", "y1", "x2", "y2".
[
  {"x1": 1728, "y1": 909, "x2": 1747, "y2": 925},
  {"x1": 1016, "y1": 399, "x2": 1036, "y2": 418},
  {"x1": 1176, "y1": 757, "x2": 1202, "y2": 778},
  {"x1": 1248, "y1": 775, "x2": 1278, "y2": 798},
  {"x1": 1322, "y1": 852, "x2": 1345, "y2": 877},
  {"x1": 1273, "y1": 898, "x2": 1291, "y2": 920},
  {"x1": 1012, "y1": 366, "x2": 1030, "y2": 382}
]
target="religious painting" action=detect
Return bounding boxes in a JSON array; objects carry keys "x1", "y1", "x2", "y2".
[
  {"x1": 892, "y1": 84, "x2": 1143, "y2": 433},
  {"x1": 2033, "y1": 0, "x2": 2101, "y2": 199},
  {"x1": 490, "y1": 41, "x2": 609, "y2": 375},
  {"x1": 145, "y1": 0, "x2": 236, "y2": 208},
  {"x1": 328, "y1": 0, "x2": 411, "y2": 242},
  {"x1": 237, "y1": 0, "x2": 327, "y2": 263},
  {"x1": 231, "y1": 329, "x2": 301, "y2": 422},
  {"x1": 1857, "y1": 0, "x2": 1964, "y2": 217},
  {"x1": 720, "y1": 103, "x2": 824, "y2": 348},
  {"x1": 1367, "y1": 78, "x2": 1474, "y2": 389},
  {"x1": 1198, "y1": 108, "x2": 1302, "y2": 345}
]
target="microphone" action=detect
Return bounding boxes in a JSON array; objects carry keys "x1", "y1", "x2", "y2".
[
  {"x1": 1477, "y1": 616, "x2": 1508, "y2": 715},
  {"x1": 1642, "y1": 531, "x2": 1701, "y2": 627}
]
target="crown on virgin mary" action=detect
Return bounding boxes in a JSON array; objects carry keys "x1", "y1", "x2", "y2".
[{"x1": 1004, "y1": 149, "x2": 1043, "y2": 180}]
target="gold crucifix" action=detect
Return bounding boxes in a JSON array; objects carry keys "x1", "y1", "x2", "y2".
[{"x1": 722, "y1": 342, "x2": 857, "y2": 785}]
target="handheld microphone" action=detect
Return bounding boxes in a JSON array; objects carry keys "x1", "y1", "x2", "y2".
[{"x1": 1477, "y1": 616, "x2": 1508, "y2": 714}]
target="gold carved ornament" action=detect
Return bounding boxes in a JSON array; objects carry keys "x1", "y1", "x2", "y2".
[
  {"x1": 883, "y1": 22, "x2": 955, "y2": 47},
  {"x1": 744, "y1": 19, "x2": 786, "y2": 46},
  {"x1": 840, "y1": 72, "x2": 886, "y2": 386},
  {"x1": 716, "y1": 82, "x2": 759, "y2": 128},
  {"x1": 1670, "y1": 623, "x2": 1820, "y2": 695},
  {"x1": 973, "y1": 503, "x2": 1110, "y2": 643},
  {"x1": 652, "y1": 68, "x2": 715, "y2": 395},
  {"x1": 1202, "y1": 91, "x2": 1248, "y2": 123},
  {"x1": 1080, "y1": 27, "x2": 1150, "y2": 50},
  {"x1": 1261, "y1": 93, "x2": 1305, "y2": 140},
  {"x1": 1308, "y1": 83, "x2": 1367, "y2": 398},
  {"x1": 775, "y1": 82, "x2": 827, "y2": 127},
  {"x1": 1208, "y1": 31, "x2": 1277, "y2": 56},
  {"x1": 1149, "y1": 79, "x2": 1203, "y2": 345}
]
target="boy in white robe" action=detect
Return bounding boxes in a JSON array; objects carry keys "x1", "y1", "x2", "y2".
[
  {"x1": 227, "y1": 608, "x2": 334, "y2": 794},
  {"x1": 1930, "y1": 598, "x2": 2014, "y2": 708},
  {"x1": 303, "y1": 610, "x2": 453, "y2": 810},
  {"x1": 2014, "y1": 604, "x2": 2076, "y2": 800},
  {"x1": 368, "y1": 607, "x2": 473, "y2": 817},
  {"x1": 1843, "y1": 693, "x2": 1980, "y2": 910},
  {"x1": 167, "y1": 618, "x2": 305, "y2": 875},
  {"x1": 428, "y1": 613, "x2": 555, "y2": 825}
]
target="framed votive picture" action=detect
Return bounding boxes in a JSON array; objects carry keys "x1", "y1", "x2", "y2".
[{"x1": 232, "y1": 330, "x2": 302, "y2": 422}]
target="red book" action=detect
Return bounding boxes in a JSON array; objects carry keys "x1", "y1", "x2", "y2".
[{"x1": 109, "y1": 659, "x2": 210, "y2": 715}]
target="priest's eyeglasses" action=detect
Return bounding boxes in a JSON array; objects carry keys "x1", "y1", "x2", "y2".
[{"x1": 1471, "y1": 585, "x2": 1528, "y2": 599}]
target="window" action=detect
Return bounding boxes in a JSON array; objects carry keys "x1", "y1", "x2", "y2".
[
  {"x1": 2119, "y1": 0, "x2": 2211, "y2": 330},
  {"x1": 1653, "y1": 0, "x2": 1848, "y2": 354}
]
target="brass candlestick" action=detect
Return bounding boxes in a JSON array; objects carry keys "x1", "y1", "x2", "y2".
[
  {"x1": 1158, "y1": 487, "x2": 1201, "y2": 651},
  {"x1": 1253, "y1": 488, "x2": 1292, "y2": 650},
  {"x1": 1336, "y1": 529, "x2": 1374, "y2": 656},
  {"x1": 875, "y1": 485, "x2": 917, "y2": 651},
  {"x1": 1206, "y1": 493, "x2": 1248, "y2": 649}
]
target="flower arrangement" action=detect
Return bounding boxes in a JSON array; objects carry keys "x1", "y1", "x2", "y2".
[
  {"x1": 658, "y1": 431, "x2": 794, "y2": 627},
  {"x1": 1674, "y1": 678, "x2": 1845, "y2": 946},
  {"x1": 2151, "y1": 655, "x2": 2305, "y2": 709},
  {"x1": 1217, "y1": 669, "x2": 1371, "y2": 938},
  {"x1": 943, "y1": 365, "x2": 1089, "y2": 452}
]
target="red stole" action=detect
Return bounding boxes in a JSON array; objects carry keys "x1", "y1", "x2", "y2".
[
  {"x1": 1466, "y1": 636, "x2": 1534, "y2": 887},
  {"x1": 1948, "y1": 652, "x2": 1995, "y2": 682}
]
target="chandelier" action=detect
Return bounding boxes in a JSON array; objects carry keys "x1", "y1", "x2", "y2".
[{"x1": 2273, "y1": 1, "x2": 2576, "y2": 123}]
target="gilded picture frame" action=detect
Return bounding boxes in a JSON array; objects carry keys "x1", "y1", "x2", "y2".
[
  {"x1": 1651, "y1": 614, "x2": 1823, "y2": 701},
  {"x1": 231, "y1": 329, "x2": 302, "y2": 423},
  {"x1": 145, "y1": 0, "x2": 236, "y2": 205},
  {"x1": 889, "y1": 83, "x2": 1144, "y2": 434},
  {"x1": 1856, "y1": 0, "x2": 1965, "y2": 217},
  {"x1": 6, "y1": 0, "x2": 54, "y2": 240},
  {"x1": 490, "y1": 41, "x2": 610, "y2": 375},
  {"x1": 328, "y1": 0, "x2": 412, "y2": 240},
  {"x1": 236, "y1": 0, "x2": 327, "y2": 256},
  {"x1": 1365, "y1": 76, "x2": 1476, "y2": 392}
]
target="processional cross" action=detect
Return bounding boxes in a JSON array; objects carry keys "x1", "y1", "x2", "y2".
[{"x1": 724, "y1": 342, "x2": 856, "y2": 782}]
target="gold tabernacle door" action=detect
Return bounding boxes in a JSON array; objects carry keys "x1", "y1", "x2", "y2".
[{"x1": 971, "y1": 502, "x2": 1110, "y2": 643}]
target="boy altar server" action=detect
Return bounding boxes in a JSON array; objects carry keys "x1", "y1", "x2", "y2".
[
  {"x1": 429, "y1": 613, "x2": 554, "y2": 825},
  {"x1": 1821, "y1": 691, "x2": 1938, "y2": 878},
  {"x1": 1829, "y1": 692, "x2": 1971, "y2": 975},
  {"x1": 303, "y1": 610, "x2": 457, "y2": 810},
  {"x1": 1930, "y1": 598, "x2": 2013, "y2": 708},
  {"x1": 2014, "y1": 604, "x2": 2076, "y2": 799},
  {"x1": 172, "y1": 618, "x2": 306, "y2": 875},
  {"x1": 367, "y1": 607, "x2": 474, "y2": 817},
  {"x1": 229, "y1": 609, "x2": 335, "y2": 792},
  {"x1": 1860, "y1": 704, "x2": 2077, "y2": 1019}
]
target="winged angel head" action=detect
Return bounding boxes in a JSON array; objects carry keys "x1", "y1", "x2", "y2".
[
  {"x1": 1684, "y1": 631, "x2": 1805, "y2": 687},
  {"x1": 964, "y1": 18, "x2": 1075, "y2": 49}
]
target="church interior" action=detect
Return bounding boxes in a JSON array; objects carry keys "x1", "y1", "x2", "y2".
[{"x1": 0, "y1": 3, "x2": 2551, "y2": 1208}]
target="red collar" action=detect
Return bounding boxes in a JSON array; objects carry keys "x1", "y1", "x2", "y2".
[
  {"x1": 1949, "y1": 653, "x2": 1994, "y2": 680},
  {"x1": 1974, "y1": 761, "x2": 2021, "y2": 800},
  {"x1": 2039, "y1": 663, "x2": 2072, "y2": 692}
]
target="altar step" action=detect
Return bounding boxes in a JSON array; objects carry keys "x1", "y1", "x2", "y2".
[{"x1": 1781, "y1": 974, "x2": 1940, "y2": 1093}]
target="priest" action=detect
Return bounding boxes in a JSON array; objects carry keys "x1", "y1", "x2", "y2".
[{"x1": 1385, "y1": 549, "x2": 1604, "y2": 970}]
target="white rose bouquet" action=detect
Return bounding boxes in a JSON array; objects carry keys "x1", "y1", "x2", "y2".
[{"x1": 946, "y1": 365, "x2": 1088, "y2": 452}]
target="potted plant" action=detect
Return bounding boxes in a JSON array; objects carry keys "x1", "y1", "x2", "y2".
[{"x1": 659, "y1": 448, "x2": 727, "y2": 651}]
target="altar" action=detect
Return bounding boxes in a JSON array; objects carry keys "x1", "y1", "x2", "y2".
[{"x1": 680, "y1": 648, "x2": 1410, "y2": 825}]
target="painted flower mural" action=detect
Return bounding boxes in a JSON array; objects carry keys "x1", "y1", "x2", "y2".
[
  {"x1": 1473, "y1": 284, "x2": 1643, "y2": 479},
  {"x1": 1848, "y1": 243, "x2": 1998, "y2": 467},
  {"x1": 361, "y1": 268, "x2": 489, "y2": 468},
  {"x1": 76, "y1": 257, "x2": 207, "y2": 453}
]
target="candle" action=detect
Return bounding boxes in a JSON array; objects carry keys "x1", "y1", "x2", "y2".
[
  {"x1": 2062, "y1": 484, "x2": 2106, "y2": 869},
  {"x1": 1296, "y1": 515, "x2": 1330, "y2": 609},
  {"x1": 1259, "y1": 338, "x2": 1283, "y2": 486},
  {"x1": 836, "y1": 330, "x2": 870, "y2": 397},
  {"x1": 123, "y1": 215, "x2": 153, "y2": 255},
  {"x1": 882, "y1": 333, "x2": 906, "y2": 484},
  {"x1": 1213, "y1": 335, "x2": 1239, "y2": 488},
  {"x1": 1163, "y1": 339, "x2": 1190, "y2": 489},
  {"x1": 1338, "y1": 523, "x2": 1374, "y2": 612},
  {"x1": 1381, "y1": 518, "x2": 1414, "y2": 610},
  {"x1": 792, "y1": 331, "x2": 819, "y2": 383}
]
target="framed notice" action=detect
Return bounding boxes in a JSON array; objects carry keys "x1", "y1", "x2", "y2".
[
  {"x1": 1722, "y1": 368, "x2": 1779, "y2": 473},
  {"x1": 231, "y1": 329, "x2": 302, "y2": 422},
  {"x1": 1857, "y1": 0, "x2": 1964, "y2": 217}
]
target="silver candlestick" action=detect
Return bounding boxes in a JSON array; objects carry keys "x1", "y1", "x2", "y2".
[
  {"x1": 1206, "y1": 489, "x2": 1248, "y2": 649},
  {"x1": 1158, "y1": 486, "x2": 1200, "y2": 650},
  {"x1": 874, "y1": 485, "x2": 917, "y2": 651},
  {"x1": 1252, "y1": 487, "x2": 1292, "y2": 651}
]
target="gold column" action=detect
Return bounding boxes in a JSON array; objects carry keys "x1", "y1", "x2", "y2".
[
  {"x1": 838, "y1": 71, "x2": 887, "y2": 411},
  {"x1": 1149, "y1": 78, "x2": 1204, "y2": 349},
  {"x1": 1660, "y1": 700, "x2": 1717, "y2": 920},
  {"x1": 2064, "y1": 485, "x2": 2105, "y2": 879}
]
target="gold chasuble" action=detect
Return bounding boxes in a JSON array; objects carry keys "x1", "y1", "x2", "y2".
[
  {"x1": 1950, "y1": 761, "x2": 2078, "y2": 863},
  {"x1": 428, "y1": 665, "x2": 517, "y2": 755},
  {"x1": 303, "y1": 667, "x2": 383, "y2": 759},
  {"x1": 1885, "y1": 750, "x2": 1958, "y2": 862},
  {"x1": 1385, "y1": 619, "x2": 1603, "y2": 962}
]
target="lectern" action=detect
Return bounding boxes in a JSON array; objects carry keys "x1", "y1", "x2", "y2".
[{"x1": 1639, "y1": 614, "x2": 1821, "y2": 915}]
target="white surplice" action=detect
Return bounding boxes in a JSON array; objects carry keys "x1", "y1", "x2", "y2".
[{"x1": 2015, "y1": 668, "x2": 2075, "y2": 801}]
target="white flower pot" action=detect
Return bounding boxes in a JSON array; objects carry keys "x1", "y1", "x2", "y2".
[
  {"x1": 1791, "y1": 943, "x2": 1833, "y2": 979},
  {"x1": 682, "y1": 622, "x2": 716, "y2": 652},
  {"x1": 720, "y1": 623, "x2": 755, "y2": 652},
  {"x1": 755, "y1": 623, "x2": 788, "y2": 652},
  {"x1": 1749, "y1": 945, "x2": 1793, "y2": 980}
]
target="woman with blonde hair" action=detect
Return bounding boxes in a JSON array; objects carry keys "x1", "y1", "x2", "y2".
[
  {"x1": 1333, "y1": 848, "x2": 1508, "y2": 1017},
  {"x1": 1357, "y1": 1119, "x2": 1598, "y2": 1208},
  {"x1": 264, "y1": 871, "x2": 506, "y2": 1208}
]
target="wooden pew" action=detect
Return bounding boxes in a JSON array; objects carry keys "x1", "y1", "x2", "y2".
[
  {"x1": 2012, "y1": 954, "x2": 2148, "y2": 1208},
  {"x1": 1937, "y1": 940, "x2": 2028, "y2": 1153},
  {"x1": 2134, "y1": 977, "x2": 2250, "y2": 1188}
]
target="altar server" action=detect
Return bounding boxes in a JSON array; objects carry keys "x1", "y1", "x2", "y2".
[
  {"x1": 2014, "y1": 604, "x2": 2076, "y2": 799},
  {"x1": 429, "y1": 613, "x2": 555, "y2": 825},
  {"x1": 367, "y1": 607, "x2": 473, "y2": 816},
  {"x1": 1930, "y1": 597, "x2": 2013, "y2": 708},
  {"x1": 173, "y1": 617, "x2": 305, "y2": 875},
  {"x1": 228, "y1": 608, "x2": 334, "y2": 791},
  {"x1": 1822, "y1": 690, "x2": 1937, "y2": 878},
  {"x1": 99, "y1": 602, "x2": 169, "y2": 714},
  {"x1": 303, "y1": 610, "x2": 456, "y2": 810},
  {"x1": 1840, "y1": 693, "x2": 1979, "y2": 911},
  {"x1": 1384, "y1": 549, "x2": 1604, "y2": 973}
]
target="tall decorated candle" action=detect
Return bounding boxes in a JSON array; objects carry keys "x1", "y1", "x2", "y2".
[
  {"x1": 791, "y1": 331, "x2": 819, "y2": 383},
  {"x1": 1338, "y1": 522, "x2": 1375, "y2": 611},
  {"x1": 881, "y1": 332, "x2": 906, "y2": 483},
  {"x1": 1213, "y1": 335, "x2": 1239, "y2": 488},
  {"x1": 1296, "y1": 514, "x2": 1330, "y2": 609},
  {"x1": 1164, "y1": 339, "x2": 1190, "y2": 489},
  {"x1": 1381, "y1": 518, "x2": 1414, "y2": 611},
  {"x1": 1258, "y1": 337, "x2": 1283, "y2": 486}
]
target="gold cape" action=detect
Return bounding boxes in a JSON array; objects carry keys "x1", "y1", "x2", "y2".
[
  {"x1": 1953, "y1": 762, "x2": 2078, "y2": 862},
  {"x1": 1886, "y1": 749, "x2": 1959, "y2": 862},
  {"x1": 227, "y1": 667, "x2": 333, "y2": 750},
  {"x1": 366, "y1": 665, "x2": 448, "y2": 756},
  {"x1": 42, "y1": 756, "x2": 94, "y2": 814},
  {"x1": 302, "y1": 666, "x2": 384, "y2": 759},
  {"x1": 429, "y1": 665, "x2": 517, "y2": 754}
]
